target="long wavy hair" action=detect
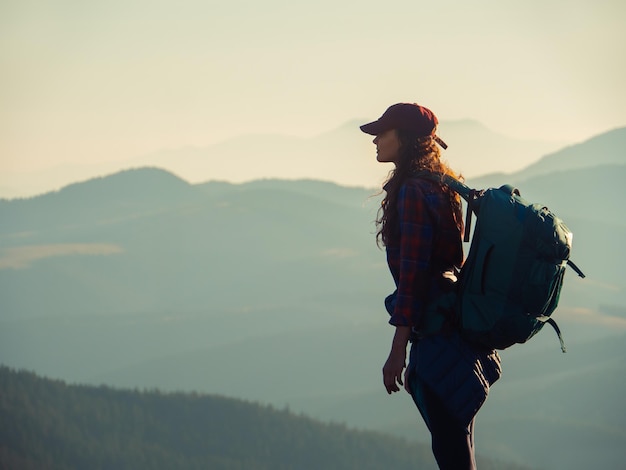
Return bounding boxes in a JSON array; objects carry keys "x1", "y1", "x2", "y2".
[{"x1": 376, "y1": 129, "x2": 464, "y2": 247}]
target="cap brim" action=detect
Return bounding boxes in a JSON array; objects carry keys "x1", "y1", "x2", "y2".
[{"x1": 359, "y1": 120, "x2": 383, "y2": 135}]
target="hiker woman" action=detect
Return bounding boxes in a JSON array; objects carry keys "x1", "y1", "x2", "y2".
[{"x1": 360, "y1": 103, "x2": 502, "y2": 470}]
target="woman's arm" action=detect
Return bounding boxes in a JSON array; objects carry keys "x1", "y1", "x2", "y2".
[
  {"x1": 388, "y1": 182, "x2": 435, "y2": 328},
  {"x1": 383, "y1": 181, "x2": 436, "y2": 394},
  {"x1": 382, "y1": 325, "x2": 411, "y2": 394}
]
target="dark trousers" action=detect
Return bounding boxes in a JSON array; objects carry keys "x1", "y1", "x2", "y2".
[{"x1": 408, "y1": 373, "x2": 477, "y2": 470}]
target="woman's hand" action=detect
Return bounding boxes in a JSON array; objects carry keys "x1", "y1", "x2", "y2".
[
  {"x1": 382, "y1": 326, "x2": 411, "y2": 394},
  {"x1": 382, "y1": 349, "x2": 405, "y2": 394}
]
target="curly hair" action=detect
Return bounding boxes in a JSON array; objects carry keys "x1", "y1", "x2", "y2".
[{"x1": 376, "y1": 129, "x2": 464, "y2": 247}]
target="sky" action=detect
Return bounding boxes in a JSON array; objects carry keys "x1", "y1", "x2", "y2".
[{"x1": 1, "y1": 0, "x2": 625, "y2": 174}]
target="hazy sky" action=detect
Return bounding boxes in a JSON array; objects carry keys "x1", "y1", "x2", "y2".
[{"x1": 2, "y1": 0, "x2": 625, "y2": 173}]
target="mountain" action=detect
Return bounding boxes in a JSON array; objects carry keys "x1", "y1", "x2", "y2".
[
  {"x1": 509, "y1": 126, "x2": 626, "y2": 180},
  {"x1": 468, "y1": 126, "x2": 626, "y2": 188},
  {"x1": 0, "y1": 366, "x2": 535, "y2": 470},
  {"x1": 0, "y1": 168, "x2": 382, "y2": 319},
  {"x1": 0, "y1": 119, "x2": 567, "y2": 199},
  {"x1": 0, "y1": 167, "x2": 197, "y2": 236},
  {"x1": 437, "y1": 119, "x2": 568, "y2": 179},
  {"x1": 0, "y1": 366, "x2": 443, "y2": 470},
  {"x1": 1, "y1": 127, "x2": 625, "y2": 470}
]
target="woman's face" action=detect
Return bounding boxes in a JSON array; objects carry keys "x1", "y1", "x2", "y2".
[{"x1": 373, "y1": 129, "x2": 401, "y2": 164}]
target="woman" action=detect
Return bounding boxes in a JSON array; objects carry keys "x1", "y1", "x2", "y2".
[{"x1": 360, "y1": 103, "x2": 501, "y2": 470}]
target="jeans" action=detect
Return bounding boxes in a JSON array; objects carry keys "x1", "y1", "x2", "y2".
[{"x1": 407, "y1": 370, "x2": 477, "y2": 470}]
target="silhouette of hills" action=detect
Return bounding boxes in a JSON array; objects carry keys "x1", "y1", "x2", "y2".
[
  {"x1": 1, "y1": 118, "x2": 567, "y2": 199},
  {"x1": 0, "y1": 168, "x2": 196, "y2": 235},
  {"x1": 469, "y1": 126, "x2": 626, "y2": 187},
  {"x1": 512, "y1": 126, "x2": 626, "y2": 179}
]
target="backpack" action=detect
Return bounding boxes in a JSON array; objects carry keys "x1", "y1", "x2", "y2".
[{"x1": 421, "y1": 172, "x2": 585, "y2": 353}]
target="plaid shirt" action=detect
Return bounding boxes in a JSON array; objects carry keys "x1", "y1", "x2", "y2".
[{"x1": 385, "y1": 177, "x2": 464, "y2": 329}]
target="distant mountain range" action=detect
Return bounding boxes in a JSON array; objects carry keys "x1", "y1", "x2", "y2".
[
  {"x1": 1, "y1": 118, "x2": 571, "y2": 199},
  {"x1": 468, "y1": 126, "x2": 626, "y2": 186},
  {"x1": 1, "y1": 126, "x2": 625, "y2": 470}
]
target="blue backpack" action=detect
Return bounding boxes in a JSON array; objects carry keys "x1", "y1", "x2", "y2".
[{"x1": 422, "y1": 172, "x2": 585, "y2": 352}]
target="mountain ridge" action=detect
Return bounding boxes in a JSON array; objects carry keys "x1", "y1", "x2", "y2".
[
  {"x1": 469, "y1": 126, "x2": 626, "y2": 186},
  {"x1": 1, "y1": 118, "x2": 576, "y2": 199}
]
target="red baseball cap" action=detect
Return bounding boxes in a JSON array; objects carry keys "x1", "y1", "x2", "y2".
[{"x1": 360, "y1": 103, "x2": 447, "y2": 149}]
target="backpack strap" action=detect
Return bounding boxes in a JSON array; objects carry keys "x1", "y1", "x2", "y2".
[
  {"x1": 422, "y1": 172, "x2": 474, "y2": 201},
  {"x1": 463, "y1": 189, "x2": 478, "y2": 242},
  {"x1": 414, "y1": 171, "x2": 479, "y2": 242},
  {"x1": 537, "y1": 316, "x2": 567, "y2": 353},
  {"x1": 567, "y1": 260, "x2": 586, "y2": 278}
]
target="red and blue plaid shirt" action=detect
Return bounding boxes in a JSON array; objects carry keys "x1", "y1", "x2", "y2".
[{"x1": 384, "y1": 177, "x2": 464, "y2": 329}]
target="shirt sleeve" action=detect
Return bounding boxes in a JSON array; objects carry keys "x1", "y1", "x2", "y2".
[{"x1": 388, "y1": 182, "x2": 436, "y2": 328}]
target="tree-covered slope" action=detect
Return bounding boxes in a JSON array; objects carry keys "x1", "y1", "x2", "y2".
[
  {"x1": 0, "y1": 366, "x2": 535, "y2": 470},
  {"x1": 0, "y1": 366, "x2": 433, "y2": 470}
]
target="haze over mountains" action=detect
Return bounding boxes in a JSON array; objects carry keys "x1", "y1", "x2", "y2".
[
  {"x1": 1, "y1": 118, "x2": 569, "y2": 199},
  {"x1": 1, "y1": 126, "x2": 625, "y2": 469}
]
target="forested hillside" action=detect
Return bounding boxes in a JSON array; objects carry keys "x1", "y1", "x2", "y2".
[{"x1": 0, "y1": 367, "x2": 531, "y2": 470}]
